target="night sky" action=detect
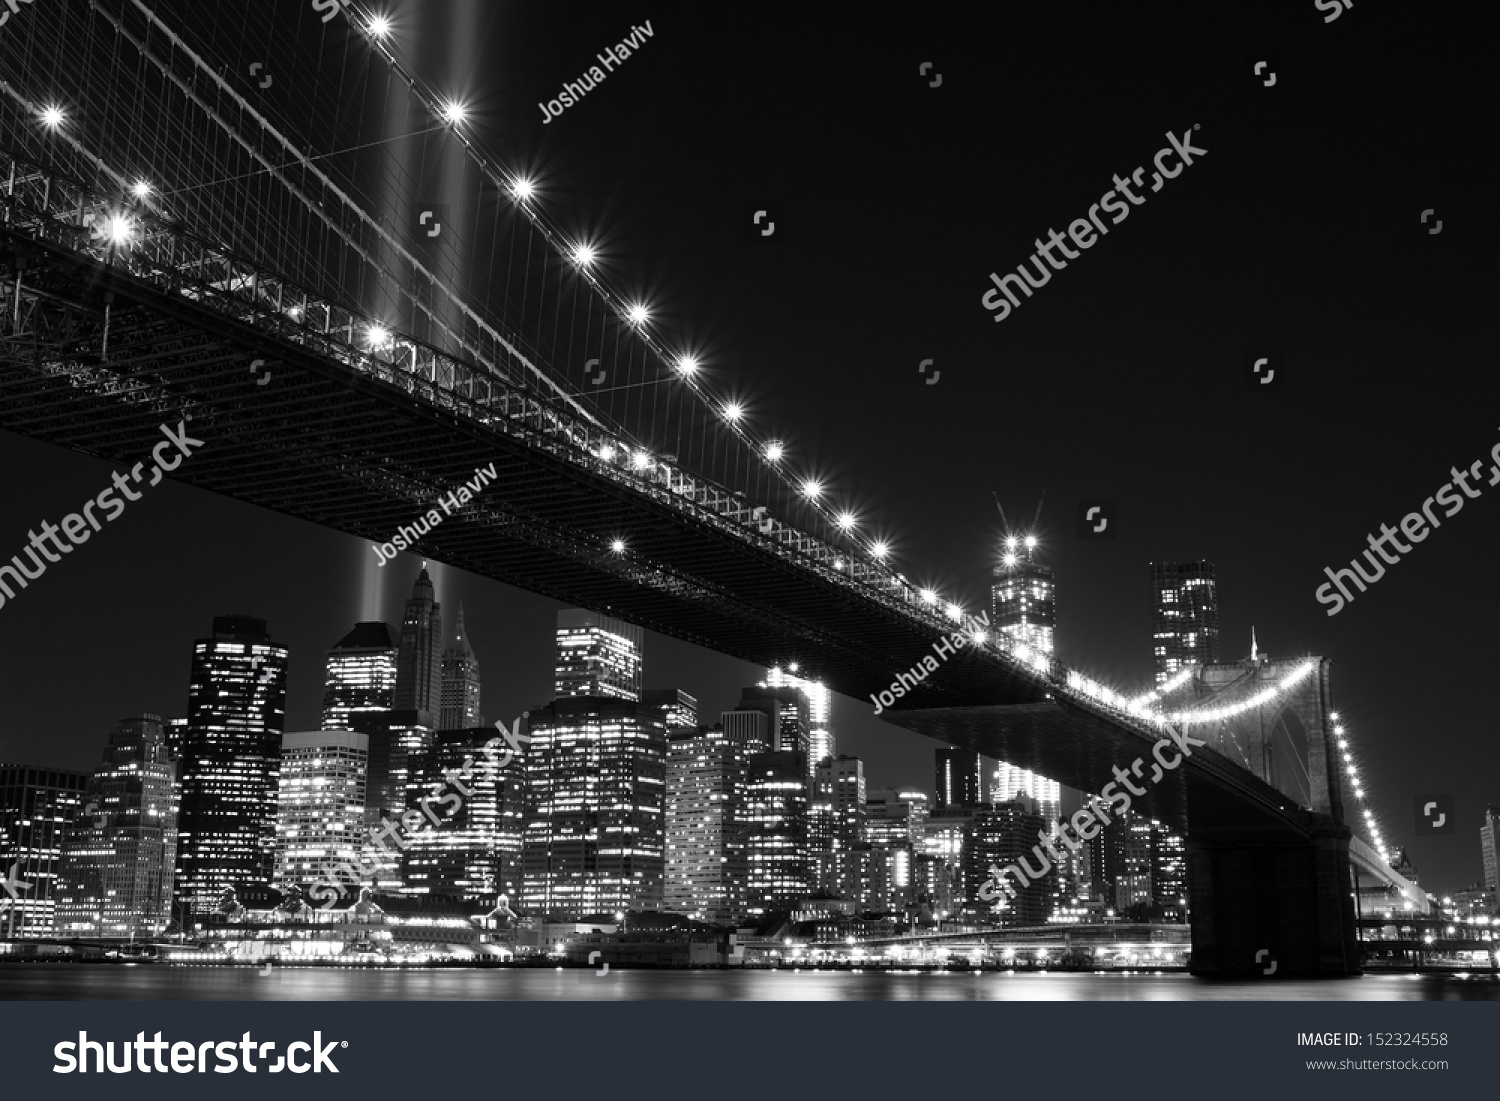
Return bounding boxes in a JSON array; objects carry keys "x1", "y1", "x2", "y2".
[{"x1": 2, "y1": 1, "x2": 1496, "y2": 894}]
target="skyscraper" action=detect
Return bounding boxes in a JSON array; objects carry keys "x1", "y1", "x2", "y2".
[
  {"x1": 554, "y1": 610, "x2": 642, "y2": 701},
  {"x1": 934, "y1": 747, "x2": 983, "y2": 811},
  {"x1": 274, "y1": 730, "x2": 368, "y2": 890},
  {"x1": 522, "y1": 697, "x2": 667, "y2": 915},
  {"x1": 1151, "y1": 560, "x2": 1221, "y2": 685},
  {"x1": 1482, "y1": 805, "x2": 1500, "y2": 898},
  {"x1": 439, "y1": 604, "x2": 483, "y2": 730},
  {"x1": 993, "y1": 535, "x2": 1056, "y2": 655},
  {"x1": 174, "y1": 616, "x2": 288, "y2": 914},
  {"x1": 395, "y1": 569, "x2": 444, "y2": 714},
  {"x1": 641, "y1": 688, "x2": 698, "y2": 732},
  {"x1": 813, "y1": 756, "x2": 866, "y2": 896},
  {"x1": 322, "y1": 621, "x2": 398, "y2": 731},
  {"x1": 401, "y1": 728, "x2": 527, "y2": 902},
  {"x1": 991, "y1": 762, "x2": 1062, "y2": 824},
  {"x1": 765, "y1": 666, "x2": 832, "y2": 765},
  {"x1": 966, "y1": 799, "x2": 1048, "y2": 926},
  {"x1": 737, "y1": 684, "x2": 810, "y2": 758},
  {"x1": 664, "y1": 724, "x2": 752, "y2": 924},
  {"x1": 744, "y1": 749, "x2": 810, "y2": 914},
  {"x1": 0, "y1": 765, "x2": 88, "y2": 936},
  {"x1": 55, "y1": 717, "x2": 178, "y2": 938}
]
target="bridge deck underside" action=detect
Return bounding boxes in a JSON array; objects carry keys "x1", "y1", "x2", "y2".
[
  {"x1": 0, "y1": 230, "x2": 1052, "y2": 705},
  {"x1": 878, "y1": 700, "x2": 1317, "y2": 839}
]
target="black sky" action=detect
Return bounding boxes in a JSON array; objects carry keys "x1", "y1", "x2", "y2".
[{"x1": 1, "y1": 0, "x2": 1496, "y2": 893}]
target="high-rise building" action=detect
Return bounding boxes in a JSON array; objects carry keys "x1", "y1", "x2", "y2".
[
  {"x1": 0, "y1": 765, "x2": 88, "y2": 936},
  {"x1": 744, "y1": 749, "x2": 810, "y2": 914},
  {"x1": 922, "y1": 811, "x2": 973, "y2": 904},
  {"x1": 395, "y1": 569, "x2": 444, "y2": 714},
  {"x1": 991, "y1": 762, "x2": 1062, "y2": 823},
  {"x1": 174, "y1": 615, "x2": 288, "y2": 914},
  {"x1": 401, "y1": 728, "x2": 527, "y2": 902},
  {"x1": 55, "y1": 717, "x2": 178, "y2": 938},
  {"x1": 765, "y1": 666, "x2": 832, "y2": 765},
  {"x1": 554, "y1": 610, "x2": 642, "y2": 701},
  {"x1": 349, "y1": 709, "x2": 435, "y2": 889},
  {"x1": 641, "y1": 688, "x2": 698, "y2": 732},
  {"x1": 966, "y1": 800, "x2": 1048, "y2": 926},
  {"x1": 1151, "y1": 560, "x2": 1220, "y2": 685},
  {"x1": 736, "y1": 685, "x2": 810, "y2": 759},
  {"x1": 522, "y1": 697, "x2": 667, "y2": 915},
  {"x1": 664, "y1": 724, "x2": 752, "y2": 924},
  {"x1": 867, "y1": 787, "x2": 929, "y2": 848},
  {"x1": 274, "y1": 730, "x2": 368, "y2": 890},
  {"x1": 934, "y1": 747, "x2": 983, "y2": 811},
  {"x1": 439, "y1": 604, "x2": 484, "y2": 730},
  {"x1": 1482, "y1": 805, "x2": 1500, "y2": 899},
  {"x1": 719, "y1": 708, "x2": 771, "y2": 753},
  {"x1": 813, "y1": 756, "x2": 866, "y2": 897},
  {"x1": 321, "y1": 621, "x2": 398, "y2": 731},
  {"x1": 992, "y1": 535, "x2": 1056, "y2": 655}
]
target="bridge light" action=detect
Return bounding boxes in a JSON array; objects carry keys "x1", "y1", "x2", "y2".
[
  {"x1": 511, "y1": 177, "x2": 535, "y2": 200},
  {"x1": 765, "y1": 441, "x2": 785, "y2": 463},
  {"x1": 441, "y1": 100, "x2": 468, "y2": 124},
  {"x1": 39, "y1": 105, "x2": 65, "y2": 129},
  {"x1": 627, "y1": 303, "x2": 649, "y2": 325},
  {"x1": 1005, "y1": 536, "x2": 1018, "y2": 549},
  {"x1": 871, "y1": 541, "x2": 889, "y2": 560},
  {"x1": 598, "y1": 444, "x2": 616, "y2": 461},
  {"x1": 1025, "y1": 535, "x2": 1038, "y2": 548},
  {"x1": 833, "y1": 558, "x2": 845, "y2": 569},
  {"x1": 920, "y1": 589, "x2": 937, "y2": 605},
  {"x1": 800, "y1": 479, "x2": 823, "y2": 500},
  {"x1": 945, "y1": 603, "x2": 963, "y2": 621},
  {"x1": 836, "y1": 511, "x2": 856, "y2": 531},
  {"x1": 610, "y1": 539, "x2": 626, "y2": 553},
  {"x1": 107, "y1": 215, "x2": 135, "y2": 245},
  {"x1": 675, "y1": 355, "x2": 698, "y2": 375},
  {"x1": 369, "y1": 13, "x2": 393, "y2": 37},
  {"x1": 631, "y1": 451, "x2": 651, "y2": 470},
  {"x1": 366, "y1": 325, "x2": 392, "y2": 348},
  {"x1": 131, "y1": 180, "x2": 151, "y2": 199},
  {"x1": 723, "y1": 401, "x2": 744, "y2": 422},
  {"x1": 971, "y1": 629, "x2": 988, "y2": 643},
  {"x1": 1003, "y1": 553, "x2": 1018, "y2": 567},
  {"x1": 287, "y1": 305, "x2": 304, "y2": 321},
  {"x1": 1329, "y1": 711, "x2": 1340, "y2": 722},
  {"x1": 573, "y1": 243, "x2": 596, "y2": 266}
]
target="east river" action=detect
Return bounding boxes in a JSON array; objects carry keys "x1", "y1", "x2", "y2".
[{"x1": 2, "y1": 965, "x2": 1498, "y2": 1001}]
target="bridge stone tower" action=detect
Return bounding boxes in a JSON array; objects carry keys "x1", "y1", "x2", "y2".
[{"x1": 1182, "y1": 655, "x2": 1360, "y2": 977}]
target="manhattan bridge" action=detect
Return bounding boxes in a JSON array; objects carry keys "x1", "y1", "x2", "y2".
[{"x1": 0, "y1": 0, "x2": 1419, "y2": 974}]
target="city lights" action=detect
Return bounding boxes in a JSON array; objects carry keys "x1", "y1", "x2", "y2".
[{"x1": 610, "y1": 539, "x2": 626, "y2": 553}]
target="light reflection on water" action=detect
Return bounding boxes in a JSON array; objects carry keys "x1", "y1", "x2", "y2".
[{"x1": 1, "y1": 966, "x2": 1498, "y2": 1001}]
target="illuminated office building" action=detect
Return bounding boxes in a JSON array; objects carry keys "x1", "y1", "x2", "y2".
[
  {"x1": 0, "y1": 765, "x2": 88, "y2": 936},
  {"x1": 174, "y1": 616, "x2": 288, "y2": 914},
  {"x1": 401, "y1": 728, "x2": 526, "y2": 902},
  {"x1": 321, "y1": 621, "x2": 398, "y2": 731},
  {"x1": 554, "y1": 609, "x2": 642, "y2": 701},
  {"x1": 813, "y1": 756, "x2": 866, "y2": 896},
  {"x1": 395, "y1": 569, "x2": 444, "y2": 714},
  {"x1": 55, "y1": 716, "x2": 178, "y2": 938},
  {"x1": 1483, "y1": 805, "x2": 1500, "y2": 898},
  {"x1": 744, "y1": 749, "x2": 810, "y2": 914},
  {"x1": 867, "y1": 787, "x2": 928, "y2": 848},
  {"x1": 934, "y1": 747, "x2": 983, "y2": 811},
  {"x1": 736, "y1": 684, "x2": 810, "y2": 760},
  {"x1": 439, "y1": 604, "x2": 484, "y2": 730},
  {"x1": 1151, "y1": 560, "x2": 1220, "y2": 686},
  {"x1": 992, "y1": 535, "x2": 1055, "y2": 655},
  {"x1": 991, "y1": 762, "x2": 1062, "y2": 823},
  {"x1": 765, "y1": 666, "x2": 832, "y2": 765},
  {"x1": 522, "y1": 697, "x2": 667, "y2": 915},
  {"x1": 642, "y1": 688, "x2": 699, "y2": 732},
  {"x1": 274, "y1": 730, "x2": 368, "y2": 889},
  {"x1": 664, "y1": 724, "x2": 752, "y2": 924},
  {"x1": 719, "y1": 708, "x2": 770, "y2": 753},
  {"x1": 965, "y1": 799, "x2": 1047, "y2": 926}
]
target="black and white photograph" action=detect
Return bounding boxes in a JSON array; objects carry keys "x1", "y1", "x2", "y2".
[{"x1": 0, "y1": 0, "x2": 1494, "y2": 1090}]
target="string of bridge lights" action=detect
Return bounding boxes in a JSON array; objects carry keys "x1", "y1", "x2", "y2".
[{"x1": 351, "y1": 9, "x2": 901, "y2": 560}]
